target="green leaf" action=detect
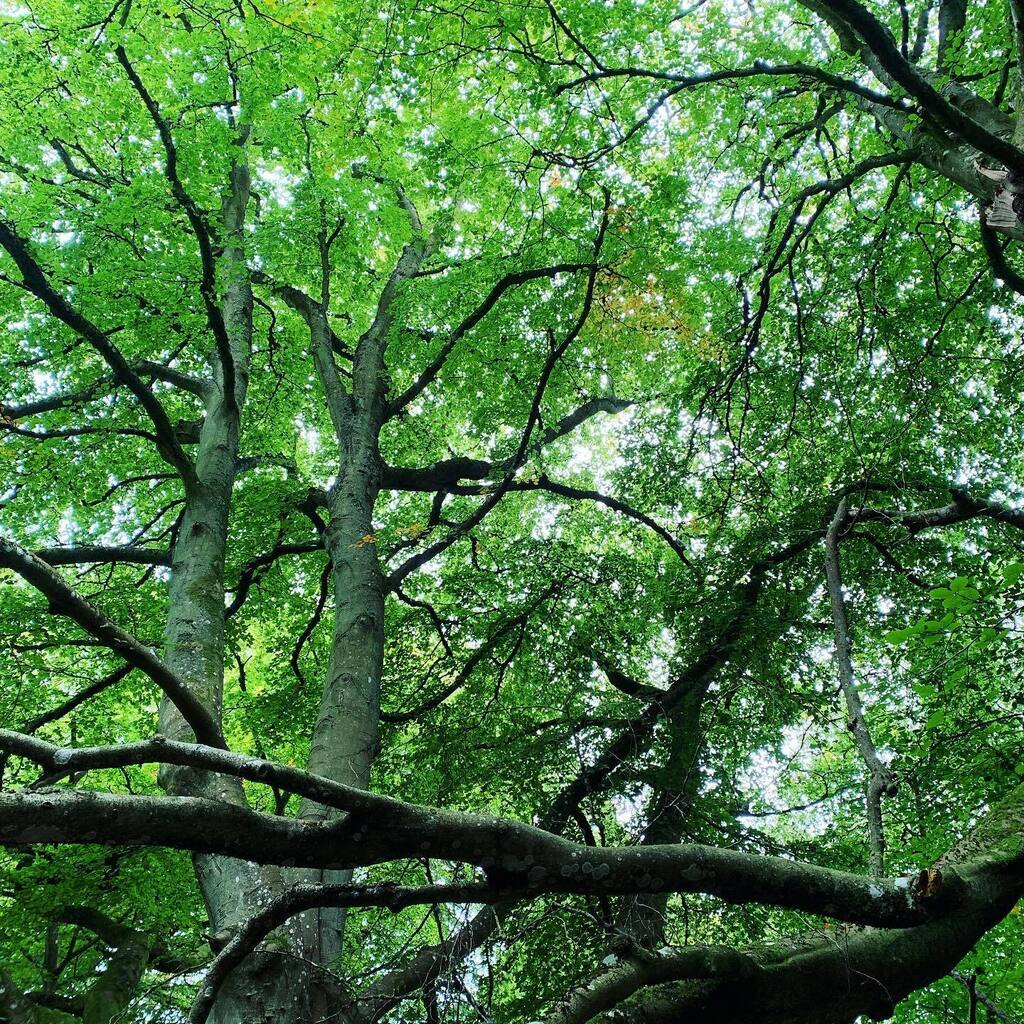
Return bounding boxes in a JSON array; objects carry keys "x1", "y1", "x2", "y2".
[{"x1": 1001, "y1": 562, "x2": 1024, "y2": 586}]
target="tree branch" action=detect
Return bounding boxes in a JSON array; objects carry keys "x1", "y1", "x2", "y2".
[
  {"x1": 0, "y1": 731, "x2": 993, "y2": 930},
  {"x1": 816, "y1": 0, "x2": 1024, "y2": 175},
  {"x1": 190, "y1": 881, "x2": 503, "y2": 1024},
  {"x1": 381, "y1": 396, "x2": 633, "y2": 491},
  {"x1": 0, "y1": 220, "x2": 195, "y2": 483},
  {"x1": 33, "y1": 545, "x2": 171, "y2": 567},
  {"x1": 386, "y1": 262, "x2": 598, "y2": 417},
  {"x1": 113, "y1": 46, "x2": 238, "y2": 410},
  {"x1": 824, "y1": 496, "x2": 896, "y2": 876},
  {"x1": 0, "y1": 541, "x2": 223, "y2": 746}
]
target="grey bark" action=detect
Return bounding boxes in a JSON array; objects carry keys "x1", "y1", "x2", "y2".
[
  {"x1": 824, "y1": 497, "x2": 896, "y2": 876},
  {"x1": 615, "y1": 685, "x2": 706, "y2": 949},
  {"x1": 153, "y1": 150, "x2": 307, "y2": 1023}
]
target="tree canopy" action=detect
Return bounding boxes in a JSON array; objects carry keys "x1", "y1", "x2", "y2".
[{"x1": 0, "y1": 1, "x2": 1023, "y2": 1022}]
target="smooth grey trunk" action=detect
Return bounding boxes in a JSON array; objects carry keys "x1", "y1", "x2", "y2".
[
  {"x1": 157, "y1": 158, "x2": 310, "y2": 1022},
  {"x1": 276, "y1": 252, "x2": 398, "y2": 1021},
  {"x1": 286, "y1": 454, "x2": 385, "y2": 1003}
]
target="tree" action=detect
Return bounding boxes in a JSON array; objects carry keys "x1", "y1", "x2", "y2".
[{"x1": 0, "y1": 0, "x2": 1022, "y2": 1022}]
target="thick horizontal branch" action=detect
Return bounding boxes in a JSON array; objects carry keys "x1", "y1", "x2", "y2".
[
  {"x1": 0, "y1": 731, "x2": 990, "y2": 930},
  {"x1": 546, "y1": 944, "x2": 759, "y2": 1024},
  {"x1": 135, "y1": 360, "x2": 209, "y2": 398},
  {"x1": 589, "y1": 850, "x2": 1022, "y2": 1024},
  {"x1": 382, "y1": 456, "x2": 494, "y2": 492},
  {"x1": 858, "y1": 489, "x2": 1024, "y2": 533},
  {"x1": 596, "y1": 658, "x2": 668, "y2": 703},
  {"x1": 4, "y1": 380, "x2": 107, "y2": 420},
  {"x1": 33, "y1": 545, "x2": 171, "y2": 567}
]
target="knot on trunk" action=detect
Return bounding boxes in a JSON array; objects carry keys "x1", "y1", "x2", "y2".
[{"x1": 913, "y1": 867, "x2": 943, "y2": 900}]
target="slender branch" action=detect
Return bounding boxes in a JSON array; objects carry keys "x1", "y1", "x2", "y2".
[
  {"x1": 380, "y1": 585, "x2": 558, "y2": 723},
  {"x1": 189, "y1": 881, "x2": 503, "y2": 1024},
  {"x1": 23, "y1": 666, "x2": 133, "y2": 737},
  {"x1": 556, "y1": 60, "x2": 912, "y2": 111},
  {"x1": 389, "y1": 202, "x2": 612, "y2": 585},
  {"x1": 521, "y1": 475, "x2": 695, "y2": 569},
  {"x1": 0, "y1": 665, "x2": 133, "y2": 788},
  {"x1": 825, "y1": 496, "x2": 896, "y2": 876},
  {"x1": 382, "y1": 397, "x2": 633, "y2": 491},
  {"x1": 951, "y1": 970, "x2": 1020, "y2": 1024},
  {"x1": 224, "y1": 539, "x2": 323, "y2": 619},
  {"x1": 0, "y1": 541, "x2": 223, "y2": 746},
  {"x1": 0, "y1": 220, "x2": 194, "y2": 482},
  {"x1": 386, "y1": 262, "x2": 597, "y2": 417},
  {"x1": 113, "y1": 46, "x2": 237, "y2": 409}
]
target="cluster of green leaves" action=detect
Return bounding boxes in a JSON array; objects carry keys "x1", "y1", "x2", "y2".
[{"x1": 1, "y1": 0, "x2": 1023, "y2": 1020}]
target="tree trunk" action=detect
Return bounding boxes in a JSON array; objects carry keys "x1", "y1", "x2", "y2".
[
  {"x1": 155, "y1": 158, "x2": 315, "y2": 1024},
  {"x1": 615, "y1": 686, "x2": 706, "y2": 949},
  {"x1": 284, "y1": 453, "x2": 385, "y2": 1020}
]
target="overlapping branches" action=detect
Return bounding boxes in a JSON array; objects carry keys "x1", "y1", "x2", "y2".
[
  {"x1": 0, "y1": 221, "x2": 194, "y2": 482},
  {"x1": 0, "y1": 540, "x2": 221, "y2": 746},
  {"x1": 0, "y1": 730, "x2": 990, "y2": 931},
  {"x1": 113, "y1": 45, "x2": 239, "y2": 409}
]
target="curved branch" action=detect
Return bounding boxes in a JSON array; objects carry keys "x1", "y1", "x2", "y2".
[
  {"x1": 0, "y1": 731, "x2": 995, "y2": 930},
  {"x1": 382, "y1": 397, "x2": 633, "y2": 492},
  {"x1": 556, "y1": 60, "x2": 911, "y2": 111},
  {"x1": 526, "y1": 475, "x2": 695, "y2": 568},
  {"x1": 381, "y1": 584, "x2": 558, "y2": 723},
  {"x1": 189, "y1": 881, "x2": 502, "y2": 1024},
  {"x1": 386, "y1": 261, "x2": 597, "y2": 416},
  {"x1": 114, "y1": 46, "x2": 237, "y2": 410},
  {"x1": 817, "y1": 0, "x2": 1024, "y2": 174},
  {"x1": 0, "y1": 541, "x2": 223, "y2": 747},
  {"x1": 0, "y1": 220, "x2": 194, "y2": 482},
  {"x1": 980, "y1": 219, "x2": 1024, "y2": 296}
]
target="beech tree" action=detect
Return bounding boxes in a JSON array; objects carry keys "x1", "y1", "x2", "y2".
[{"x1": 1, "y1": 0, "x2": 1023, "y2": 1022}]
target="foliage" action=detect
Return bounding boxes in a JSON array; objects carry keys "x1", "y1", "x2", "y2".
[{"x1": 0, "y1": 0, "x2": 1022, "y2": 1022}]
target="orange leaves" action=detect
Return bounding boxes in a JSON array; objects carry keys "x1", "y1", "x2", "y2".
[
  {"x1": 349, "y1": 523, "x2": 426, "y2": 549},
  {"x1": 395, "y1": 523, "x2": 426, "y2": 539}
]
